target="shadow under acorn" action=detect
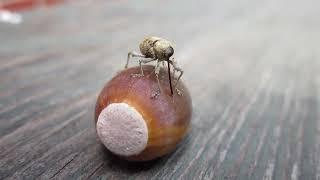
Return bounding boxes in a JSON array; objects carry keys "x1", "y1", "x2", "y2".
[{"x1": 97, "y1": 134, "x2": 191, "y2": 174}]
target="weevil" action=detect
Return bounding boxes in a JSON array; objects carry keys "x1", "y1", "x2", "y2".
[{"x1": 125, "y1": 36, "x2": 183, "y2": 98}]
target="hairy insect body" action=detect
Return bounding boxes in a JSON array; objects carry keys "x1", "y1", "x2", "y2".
[
  {"x1": 139, "y1": 37, "x2": 161, "y2": 58},
  {"x1": 125, "y1": 36, "x2": 183, "y2": 98},
  {"x1": 139, "y1": 37, "x2": 174, "y2": 60}
]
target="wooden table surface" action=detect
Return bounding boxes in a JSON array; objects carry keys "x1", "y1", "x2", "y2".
[{"x1": 1, "y1": 0, "x2": 320, "y2": 179}]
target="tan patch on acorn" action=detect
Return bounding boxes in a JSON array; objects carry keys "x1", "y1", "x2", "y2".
[{"x1": 95, "y1": 65, "x2": 192, "y2": 161}]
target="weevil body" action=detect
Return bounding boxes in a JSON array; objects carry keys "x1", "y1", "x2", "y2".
[
  {"x1": 139, "y1": 37, "x2": 174, "y2": 60},
  {"x1": 125, "y1": 36, "x2": 183, "y2": 98}
]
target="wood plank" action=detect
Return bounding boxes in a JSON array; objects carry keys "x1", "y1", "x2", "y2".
[{"x1": 0, "y1": 0, "x2": 319, "y2": 179}]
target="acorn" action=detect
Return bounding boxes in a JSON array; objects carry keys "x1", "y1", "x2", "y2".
[{"x1": 94, "y1": 65, "x2": 192, "y2": 161}]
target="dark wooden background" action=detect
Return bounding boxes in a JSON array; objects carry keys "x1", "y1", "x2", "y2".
[{"x1": 1, "y1": 0, "x2": 320, "y2": 179}]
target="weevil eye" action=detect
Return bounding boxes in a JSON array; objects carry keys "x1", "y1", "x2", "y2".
[{"x1": 165, "y1": 46, "x2": 174, "y2": 57}]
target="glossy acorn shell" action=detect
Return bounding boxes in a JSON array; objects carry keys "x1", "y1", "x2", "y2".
[{"x1": 95, "y1": 65, "x2": 192, "y2": 161}]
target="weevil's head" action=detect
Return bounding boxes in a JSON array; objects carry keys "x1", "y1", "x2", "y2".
[{"x1": 154, "y1": 40, "x2": 174, "y2": 60}]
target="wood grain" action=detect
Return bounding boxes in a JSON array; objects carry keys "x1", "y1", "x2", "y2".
[{"x1": 0, "y1": 0, "x2": 319, "y2": 179}]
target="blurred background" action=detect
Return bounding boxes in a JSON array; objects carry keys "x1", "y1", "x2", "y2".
[{"x1": 1, "y1": 0, "x2": 319, "y2": 179}]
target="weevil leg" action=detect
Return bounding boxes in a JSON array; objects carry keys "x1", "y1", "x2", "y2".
[
  {"x1": 151, "y1": 60, "x2": 162, "y2": 98},
  {"x1": 131, "y1": 59, "x2": 157, "y2": 77},
  {"x1": 169, "y1": 60, "x2": 184, "y2": 96},
  {"x1": 170, "y1": 58, "x2": 176, "y2": 81},
  {"x1": 125, "y1": 51, "x2": 146, "y2": 69}
]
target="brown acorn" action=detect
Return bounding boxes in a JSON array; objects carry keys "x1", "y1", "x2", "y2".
[{"x1": 95, "y1": 65, "x2": 192, "y2": 161}]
